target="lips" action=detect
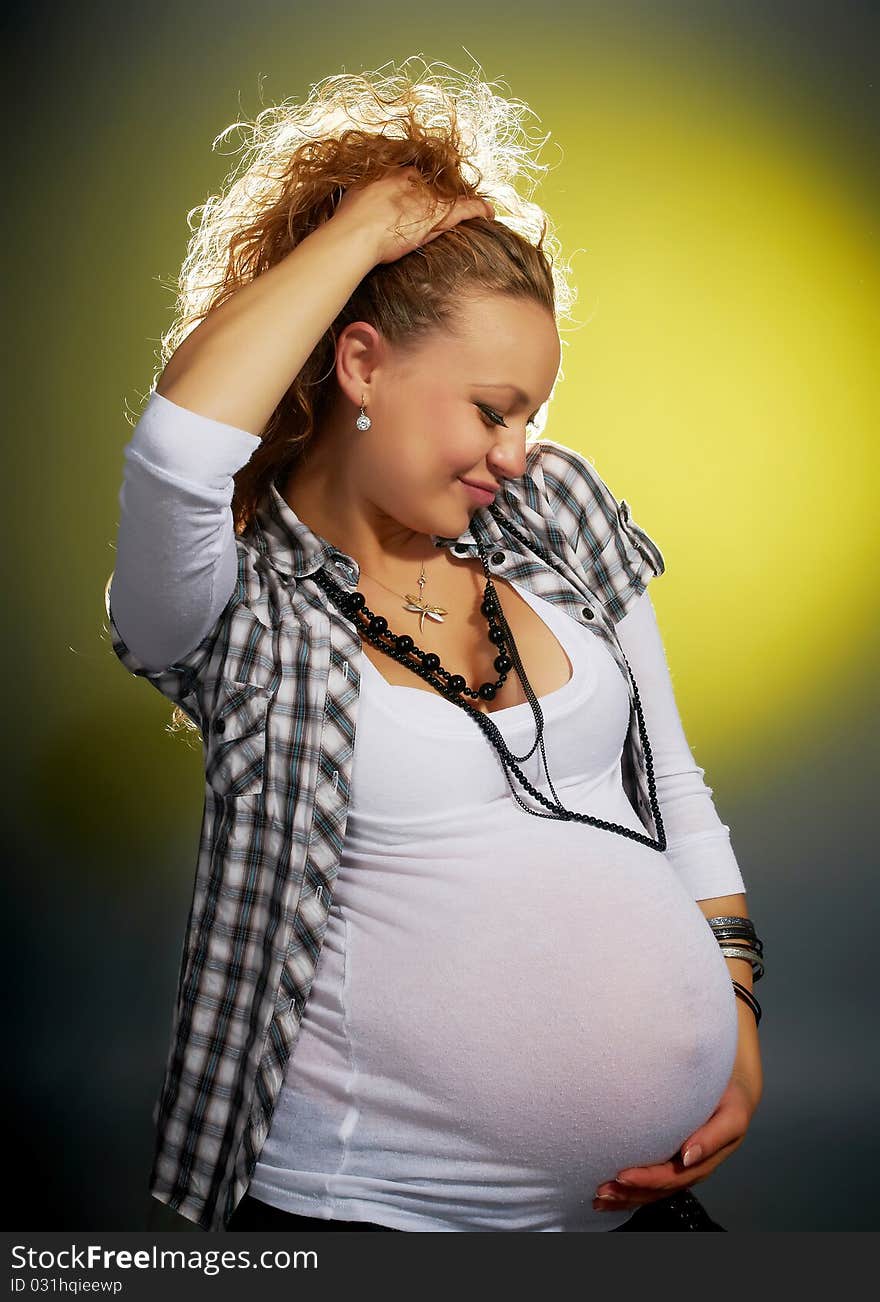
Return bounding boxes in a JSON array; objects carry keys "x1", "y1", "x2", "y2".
[{"x1": 460, "y1": 477, "x2": 499, "y2": 499}]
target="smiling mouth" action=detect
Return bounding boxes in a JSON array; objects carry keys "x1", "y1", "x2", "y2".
[{"x1": 459, "y1": 479, "x2": 499, "y2": 504}]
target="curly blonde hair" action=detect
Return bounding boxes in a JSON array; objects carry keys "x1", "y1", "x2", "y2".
[
  {"x1": 144, "y1": 57, "x2": 579, "y2": 734},
  {"x1": 152, "y1": 56, "x2": 578, "y2": 535}
]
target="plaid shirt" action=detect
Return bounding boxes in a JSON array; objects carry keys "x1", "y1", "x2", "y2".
[{"x1": 105, "y1": 425, "x2": 667, "y2": 1232}]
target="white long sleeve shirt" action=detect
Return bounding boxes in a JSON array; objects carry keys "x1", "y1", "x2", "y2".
[{"x1": 107, "y1": 392, "x2": 746, "y2": 1230}]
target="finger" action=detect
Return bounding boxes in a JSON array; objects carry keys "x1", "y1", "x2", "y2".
[
  {"x1": 615, "y1": 1134, "x2": 742, "y2": 1190},
  {"x1": 607, "y1": 1160, "x2": 679, "y2": 1191},
  {"x1": 612, "y1": 1164, "x2": 690, "y2": 1191},
  {"x1": 617, "y1": 1098, "x2": 749, "y2": 1187},
  {"x1": 418, "y1": 195, "x2": 494, "y2": 250},
  {"x1": 461, "y1": 196, "x2": 494, "y2": 218},
  {"x1": 676, "y1": 1103, "x2": 750, "y2": 1172},
  {"x1": 596, "y1": 1178, "x2": 677, "y2": 1200},
  {"x1": 442, "y1": 196, "x2": 493, "y2": 227},
  {"x1": 593, "y1": 1188, "x2": 681, "y2": 1212}
]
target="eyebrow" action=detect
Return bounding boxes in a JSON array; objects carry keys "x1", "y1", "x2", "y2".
[{"x1": 472, "y1": 382, "x2": 543, "y2": 414}]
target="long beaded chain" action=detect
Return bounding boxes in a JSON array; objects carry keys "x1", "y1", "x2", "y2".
[{"x1": 309, "y1": 506, "x2": 667, "y2": 851}]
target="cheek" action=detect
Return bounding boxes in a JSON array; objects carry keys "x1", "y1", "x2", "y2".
[
  {"x1": 379, "y1": 393, "x2": 481, "y2": 483},
  {"x1": 438, "y1": 419, "x2": 483, "y2": 476}
]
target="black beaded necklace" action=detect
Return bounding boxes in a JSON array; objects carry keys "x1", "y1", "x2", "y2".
[{"x1": 310, "y1": 502, "x2": 666, "y2": 852}]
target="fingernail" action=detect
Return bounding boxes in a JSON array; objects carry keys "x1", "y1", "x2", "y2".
[
  {"x1": 616, "y1": 1176, "x2": 636, "y2": 1185},
  {"x1": 682, "y1": 1145, "x2": 702, "y2": 1167}
]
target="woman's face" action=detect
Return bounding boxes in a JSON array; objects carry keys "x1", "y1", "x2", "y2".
[{"x1": 339, "y1": 292, "x2": 562, "y2": 543}]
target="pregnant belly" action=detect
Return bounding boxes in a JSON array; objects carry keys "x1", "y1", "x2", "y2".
[{"x1": 340, "y1": 826, "x2": 738, "y2": 1180}]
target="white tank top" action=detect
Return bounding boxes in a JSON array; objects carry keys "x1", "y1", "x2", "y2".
[{"x1": 247, "y1": 579, "x2": 738, "y2": 1232}]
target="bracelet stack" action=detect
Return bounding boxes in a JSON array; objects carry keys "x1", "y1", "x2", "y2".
[{"x1": 705, "y1": 914, "x2": 764, "y2": 1028}]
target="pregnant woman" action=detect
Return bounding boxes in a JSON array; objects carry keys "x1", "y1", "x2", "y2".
[{"x1": 105, "y1": 62, "x2": 764, "y2": 1232}]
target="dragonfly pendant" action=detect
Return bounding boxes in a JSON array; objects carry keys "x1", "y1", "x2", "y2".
[{"x1": 403, "y1": 594, "x2": 448, "y2": 634}]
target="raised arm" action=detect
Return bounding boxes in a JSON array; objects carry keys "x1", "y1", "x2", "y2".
[
  {"x1": 155, "y1": 214, "x2": 380, "y2": 435},
  {"x1": 108, "y1": 211, "x2": 382, "y2": 674},
  {"x1": 108, "y1": 393, "x2": 261, "y2": 672}
]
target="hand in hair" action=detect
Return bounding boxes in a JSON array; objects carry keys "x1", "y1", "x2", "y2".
[{"x1": 333, "y1": 165, "x2": 495, "y2": 266}]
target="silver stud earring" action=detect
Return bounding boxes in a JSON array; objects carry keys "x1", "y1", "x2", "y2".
[{"x1": 355, "y1": 396, "x2": 371, "y2": 431}]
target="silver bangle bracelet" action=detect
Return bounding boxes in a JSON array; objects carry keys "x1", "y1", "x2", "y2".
[
  {"x1": 718, "y1": 944, "x2": 765, "y2": 981},
  {"x1": 710, "y1": 927, "x2": 764, "y2": 955}
]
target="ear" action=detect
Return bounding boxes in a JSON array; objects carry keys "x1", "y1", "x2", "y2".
[{"x1": 336, "y1": 320, "x2": 384, "y2": 408}]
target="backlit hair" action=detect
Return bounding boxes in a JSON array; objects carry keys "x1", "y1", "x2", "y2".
[{"x1": 153, "y1": 56, "x2": 579, "y2": 537}]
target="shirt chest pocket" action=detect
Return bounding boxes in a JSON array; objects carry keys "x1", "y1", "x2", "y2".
[{"x1": 204, "y1": 679, "x2": 272, "y2": 797}]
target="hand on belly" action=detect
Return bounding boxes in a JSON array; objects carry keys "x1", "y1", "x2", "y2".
[{"x1": 349, "y1": 868, "x2": 738, "y2": 1179}]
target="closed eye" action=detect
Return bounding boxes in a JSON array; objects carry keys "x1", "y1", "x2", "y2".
[{"x1": 476, "y1": 403, "x2": 539, "y2": 430}]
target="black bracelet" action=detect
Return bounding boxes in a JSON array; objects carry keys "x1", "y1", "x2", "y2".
[
  {"x1": 731, "y1": 979, "x2": 762, "y2": 1027},
  {"x1": 712, "y1": 928, "x2": 764, "y2": 956},
  {"x1": 707, "y1": 915, "x2": 757, "y2": 935}
]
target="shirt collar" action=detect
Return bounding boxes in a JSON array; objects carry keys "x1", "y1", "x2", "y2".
[{"x1": 251, "y1": 474, "x2": 507, "y2": 582}]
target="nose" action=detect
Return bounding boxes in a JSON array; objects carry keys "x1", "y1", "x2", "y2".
[{"x1": 487, "y1": 427, "x2": 529, "y2": 482}]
